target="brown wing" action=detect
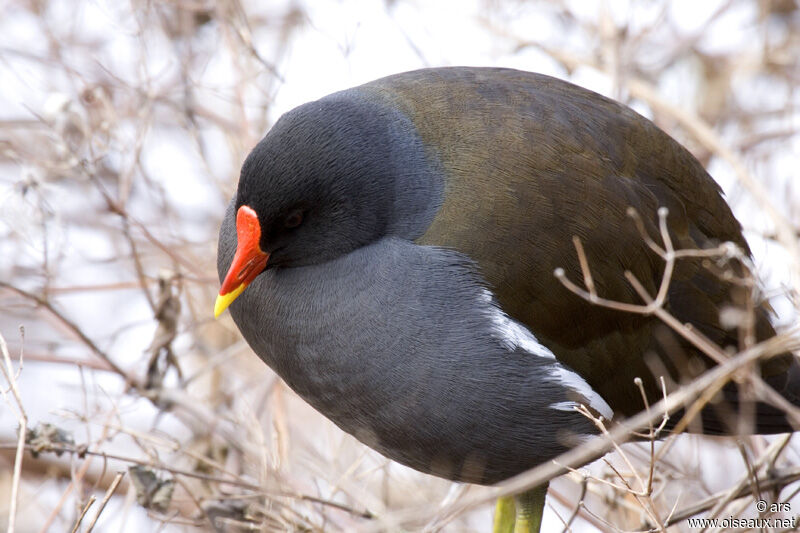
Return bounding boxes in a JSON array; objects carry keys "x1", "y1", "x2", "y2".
[{"x1": 363, "y1": 67, "x2": 791, "y2": 422}]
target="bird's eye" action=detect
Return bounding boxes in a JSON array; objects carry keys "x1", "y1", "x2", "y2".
[{"x1": 284, "y1": 210, "x2": 304, "y2": 229}]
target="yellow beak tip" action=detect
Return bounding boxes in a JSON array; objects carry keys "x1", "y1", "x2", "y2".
[
  {"x1": 213, "y1": 298, "x2": 227, "y2": 319},
  {"x1": 214, "y1": 284, "x2": 247, "y2": 319}
]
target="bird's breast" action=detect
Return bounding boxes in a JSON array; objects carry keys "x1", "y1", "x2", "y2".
[{"x1": 223, "y1": 237, "x2": 608, "y2": 483}]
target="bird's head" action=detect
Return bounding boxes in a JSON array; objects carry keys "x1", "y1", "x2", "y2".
[{"x1": 214, "y1": 92, "x2": 441, "y2": 317}]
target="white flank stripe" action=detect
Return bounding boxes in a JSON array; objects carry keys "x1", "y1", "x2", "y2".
[
  {"x1": 479, "y1": 289, "x2": 613, "y2": 420},
  {"x1": 548, "y1": 365, "x2": 613, "y2": 420},
  {"x1": 550, "y1": 401, "x2": 580, "y2": 412},
  {"x1": 481, "y1": 289, "x2": 555, "y2": 359}
]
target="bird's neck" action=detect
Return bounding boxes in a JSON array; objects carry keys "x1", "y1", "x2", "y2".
[{"x1": 229, "y1": 238, "x2": 450, "y2": 400}]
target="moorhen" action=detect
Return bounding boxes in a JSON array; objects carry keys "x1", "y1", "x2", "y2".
[{"x1": 215, "y1": 67, "x2": 800, "y2": 532}]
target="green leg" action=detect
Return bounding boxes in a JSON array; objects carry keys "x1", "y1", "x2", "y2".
[
  {"x1": 492, "y1": 483, "x2": 549, "y2": 533},
  {"x1": 493, "y1": 496, "x2": 516, "y2": 533},
  {"x1": 513, "y1": 484, "x2": 548, "y2": 533}
]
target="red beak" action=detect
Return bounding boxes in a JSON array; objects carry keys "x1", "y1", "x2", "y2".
[{"x1": 215, "y1": 205, "x2": 269, "y2": 317}]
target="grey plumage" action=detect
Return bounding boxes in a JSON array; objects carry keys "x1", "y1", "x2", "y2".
[{"x1": 219, "y1": 200, "x2": 602, "y2": 484}]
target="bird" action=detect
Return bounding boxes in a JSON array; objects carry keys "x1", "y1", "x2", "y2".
[{"x1": 215, "y1": 67, "x2": 800, "y2": 532}]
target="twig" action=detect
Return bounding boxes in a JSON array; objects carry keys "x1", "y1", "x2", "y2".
[
  {"x1": 0, "y1": 332, "x2": 27, "y2": 533},
  {"x1": 0, "y1": 282, "x2": 131, "y2": 381},
  {"x1": 687, "y1": 434, "x2": 792, "y2": 529},
  {"x1": 665, "y1": 465, "x2": 800, "y2": 527},
  {"x1": 0, "y1": 441, "x2": 376, "y2": 520},
  {"x1": 69, "y1": 496, "x2": 96, "y2": 533},
  {"x1": 85, "y1": 470, "x2": 125, "y2": 532},
  {"x1": 572, "y1": 236, "x2": 597, "y2": 301},
  {"x1": 560, "y1": 475, "x2": 588, "y2": 533},
  {"x1": 633, "y1": 376, "x2": 667, "y2": 502},
  {"x1": 37, "y1": 411, "x2": 117, "y2": 533},
  {"x1": 577, "y1": 406, "x2": 647, "y2": 496}
]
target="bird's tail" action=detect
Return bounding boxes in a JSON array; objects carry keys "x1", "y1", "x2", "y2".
[{"x1": 695, "y1": 355, "x2": 800, "y2": 435}]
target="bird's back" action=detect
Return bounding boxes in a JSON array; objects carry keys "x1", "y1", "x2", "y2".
[{"x1": 358, "y1": 67, "x2": 798, "y2": 432}]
